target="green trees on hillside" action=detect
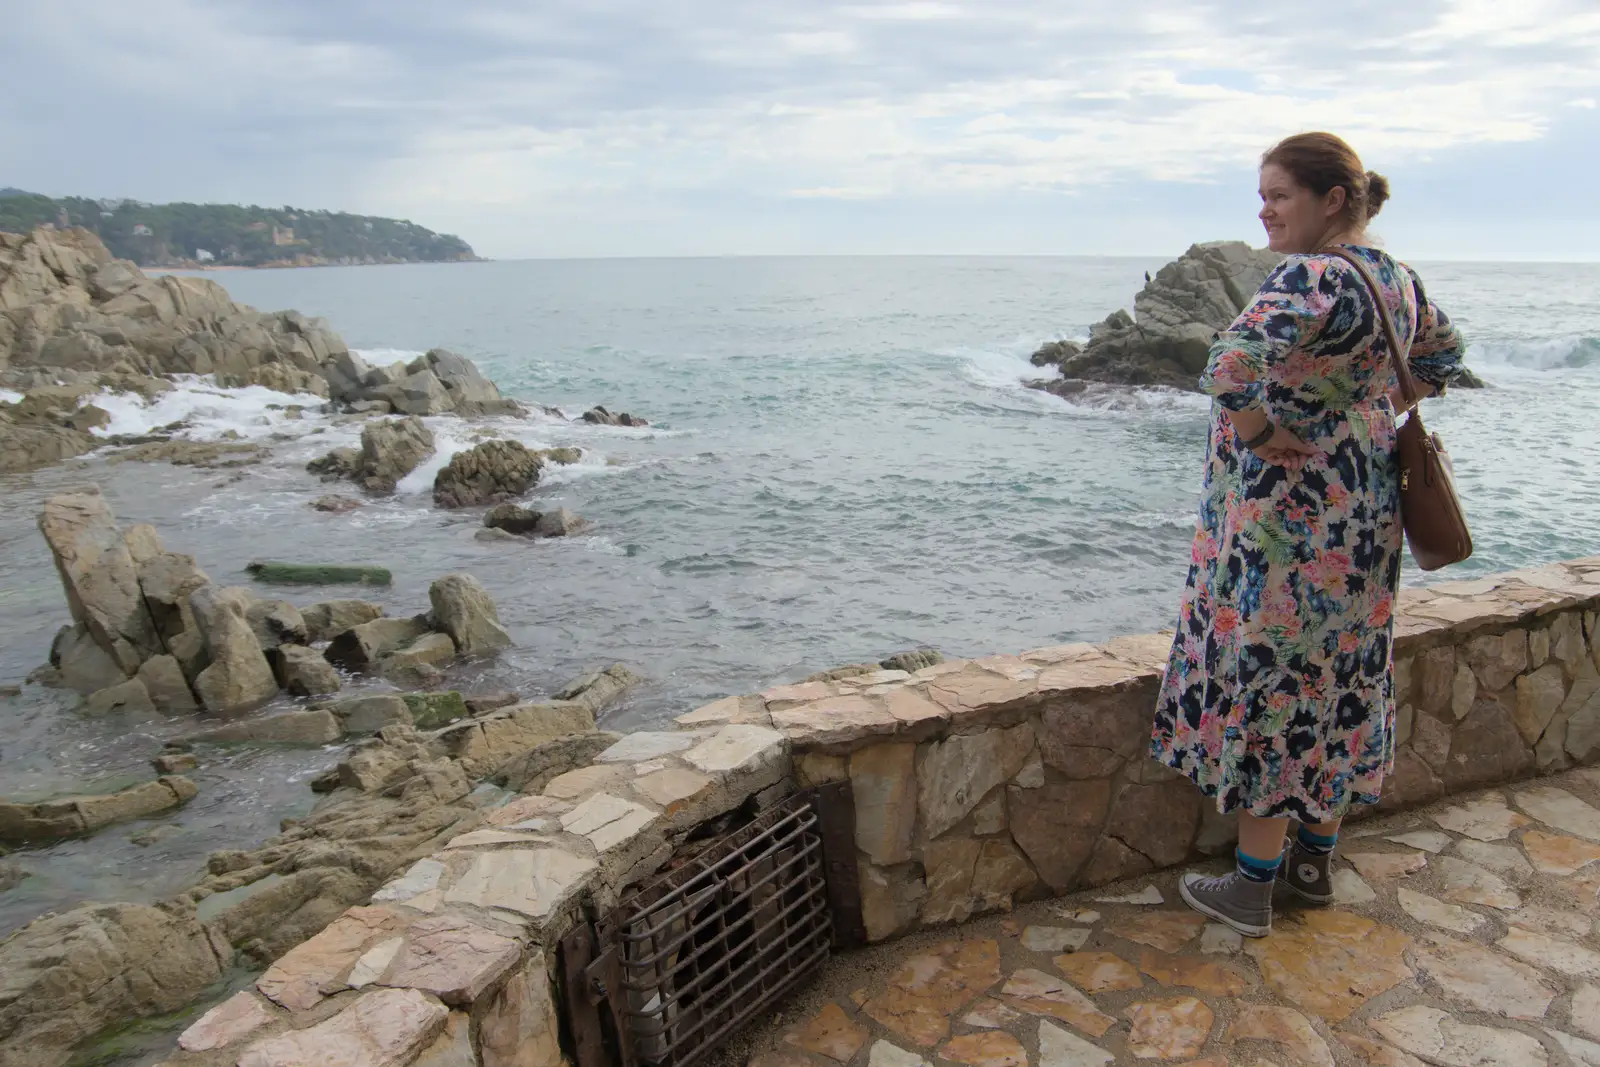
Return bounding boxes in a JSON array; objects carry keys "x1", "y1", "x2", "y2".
[{"x1": 0, "y1": 191, "x2": 477, "y2": 267}]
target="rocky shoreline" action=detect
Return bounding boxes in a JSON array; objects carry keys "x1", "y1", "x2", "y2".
[{"x1": 1025, "y1": 240, "x2": 1487, "y2": 397}]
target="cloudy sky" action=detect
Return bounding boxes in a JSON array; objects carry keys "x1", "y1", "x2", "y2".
[{"x1": 4, "y1": 0, "x2": 1599, "y2": 260}]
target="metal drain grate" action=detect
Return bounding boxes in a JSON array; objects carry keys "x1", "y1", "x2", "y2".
[{"x1": 562, "y1": 784, "x2": 860, "y2": 1067}]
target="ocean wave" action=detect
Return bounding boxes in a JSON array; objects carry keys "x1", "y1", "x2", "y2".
[
  {"x1": 90, "y1": 376, "x2": 328, "y2": 440},
  {"x1": 1469, "y1": 336, "x2": 1598, "y2": 370}
]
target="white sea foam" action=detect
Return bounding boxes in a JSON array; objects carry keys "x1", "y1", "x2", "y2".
[
  {"x1": 90, "y1": 376, "x2": 328, "y2": 440},
  {"x1": 0, "y1": 389, "x2": 23, "y2": 405},
  {"x1": 1468, "y1": 336, "x2": 1598, "y2": 371},
  {"x1": 351, "y1": 347, "x2": 427, "y2": 367}
]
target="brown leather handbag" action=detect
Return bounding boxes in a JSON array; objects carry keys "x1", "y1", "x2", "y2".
[{"x1": 1325, "y1": 248, "x2": 1473, "y2": 571}]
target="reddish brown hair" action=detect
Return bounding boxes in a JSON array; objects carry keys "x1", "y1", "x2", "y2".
[{"x1": 1262, "y1": 132, "x2": 1390, "y2": 230}]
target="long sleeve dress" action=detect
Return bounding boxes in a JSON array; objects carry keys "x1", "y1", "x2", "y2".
[{"x1": 1149, "y1": 245, "x2": 1466, "y2": 822}]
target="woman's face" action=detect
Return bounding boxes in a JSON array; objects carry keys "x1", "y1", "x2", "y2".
[{"x1": 1258, "y1": 162, "x2": 1345, "y2": 254}]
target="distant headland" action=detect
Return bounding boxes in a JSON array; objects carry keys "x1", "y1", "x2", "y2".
[{"x1": 0, "y1": 188, "x2": 479, "y2": 269}]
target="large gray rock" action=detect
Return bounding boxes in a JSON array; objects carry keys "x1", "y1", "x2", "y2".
[
  {"x1": 1029, "y1": 241, "x2": 1284, "y2": 392},
  {"x1": 189, "y1": 585, "x2": 279, "y2": 712},
  {"x1": 432, "y1": 440, "x2": 543, "y2": 509},
  {"x1": 0, "y1": 901, "x2": 225, "y2": 1067},
  {"x1": 325, "y1": 616, "x2": 430, "y2": 671},
  {"x1": 271, "y1": 644, "x2": 343, "y2": 697},
  {"x1": 136, "y1": 550, "x2": 213, "y2": 681},
  {"x1": 245, "y1": 599, "x2": 308, "y2": 650},
  {"x1": 355, "y1": 416, "x2": 436, "y2": 494},
  {"x1": 376, "y1": 368, "x2": 453, "y2": 416},
  {"x1": 415, "y1": 349, "x2": 523, "y2": 417},
  {"x1": 37, "y1": 487, "x2": 164, "y2": 675},
  {"x1": 50, "y1": 622, "x2": 128, "y2": 695},
  {"x1": 301, "y1": 599, "x2": 385, "y2": 643},
  {"x1": 429, "y1": 574, "x2": 512, "y2": 655}
]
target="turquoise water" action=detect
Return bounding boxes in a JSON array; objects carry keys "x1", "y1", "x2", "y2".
[{"x1": 1, "y1": 253, "x2": 1597, "y2": 935}]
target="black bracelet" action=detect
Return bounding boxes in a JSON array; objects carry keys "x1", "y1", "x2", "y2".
[{"x1": 1240, "y1": 423, "x2": 1275, "y2": 450}]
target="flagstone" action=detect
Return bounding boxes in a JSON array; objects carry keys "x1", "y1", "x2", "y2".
[
  {"x1": 1104, "y1": 911, "x2": 1206, "y2": 953},
  {"x1": 1570, "y1": 985, "x2": 1600, "y2": 1044},
  {"x1": 1385, "y1": 830, "x2": 1453, "y2": 853},
  {"x1": 1048, "y1": 908, "x2": 1101, "y2": 925},
  {"x1": 1521, "y1": 830, "x2": 1600, "y2": 875},
  {"x1": 1336, "y1": 1034, "x2": 1429, "y2": 1067},
  {"x1": 1020, "y1": 926, "x2": 1091, "y2": 954},
  {"x1": 961, "y1": 999, "x2": 1023, "y2": 1031},
  {"x1": 1396, "y1": 889, "x2": 1489, "y2": 936},
  {"x1": 1515, "y1": 786, "x2": 1600, "y2": 841},
  {"x1": 1137, "y1": 950, "x2": 1249, "y2": 997},
  {"x1": 1371, "y1": 1006, "x2": 1548, "y2": 1067},
  {"x1": 1051, "y1": 952, "x2": 1142, "y2": 994},
  {"x1": 868, "y1": 1040, "x2": 929, "y2": 1067},
  {"x1": 1431, "y1": 794, "x2": 1531, "y2": 841},
  {"x1": 1453, "y1": 839, "x2": 1532, "y2": 877},
  {"x1": 1550, "y1": 1030, "x2": 1600, "y2": 1067},
  {"x1": 751, "y1": 1052, "x2": 823, "y2": 1067},
  {"x1": 1506, "y1": 903, "x2": 1594, "y2": 940},
  {"x1": 1408, "y1": 930, "x2": 1556, "y2": 1020},
  {"x1": 1199, "y1": 923, "x2": 1242, "y2": 955},
  {"x1": 1436, "y1": 856, "x2": 1522, "y2": 909},
  {"x1": 784, "y1": 1003, "x2": 868, "y2": 1063},
  {"x1": 1123, "y1": 997, "x2": 1213, "y2": 1061},
  {"x1": 862, "y1": 940, "x2": 1002, "y2": 1048},
  {"x1": 937, "y1": 1032, "x2": 1027, "y2": 1067},
  {"x1": 1226, "y1": 1005, "x2": 1333, "y2": 1067},
  {"x1": 1332, "y1": 868, "x2": 1377, "y2": 904},
  {"x1": 178, "y1": 992, "x2": 275, "y2": 1053},
  {"x1": 1035, "y1": 1020, "x2": 1111, "y2": 1067},
  {"x1": 1562, "y1": 867, "x2": 1600, "y2": 911},
  {"x1": 1246, "y1": 911, "x2": 1412, "y2": 1023},
  {"x1": 1092, "y1": 886, "x2": 1163, "y2": 905},
  {"x1": 1499, "y1": 927, "x2": 1600, "y2": 979},
  {"x1": 999, "y1": 969, "x2": 1115, "y2": 1037},
  {"x1": 1347, "y1": 851, "x2": 1428, "y2": 881}
]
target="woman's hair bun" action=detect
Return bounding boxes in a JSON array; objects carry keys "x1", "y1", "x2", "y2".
[{"x1": 1365, "y1": 170, "x2": 1391, "y2": 220}]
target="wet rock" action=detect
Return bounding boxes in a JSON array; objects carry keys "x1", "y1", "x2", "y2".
[
  {"x1": 50, "y1": 622, "x2": 129, "y2": 696},
  {"x1": 325, "y1": 616, "x2": 430, "y2": 671},
  {"x1": 190, "y1": 709, "x2": 343, "y2": 746},
  {"x1": 136, "y1": 549, "x2": 212, "y2": 679},
  {"x1": 329, "y1": 694, "x2": 412, "y2": 734},
  {"x1": 880, "y1": 648, "x2": 944, "y2": 673},
  {"x1": 383, "y1": 633, "x2": 458, "y2": 681},
  {"x1": 484, "y1": 502, "x2": 540, "y2": 535},
  {"x1": 580, "y1": 405, "x2": 649, "y2": 427},
  {"x1": 404, "y1": 691, "x2": 470, "y2": 729},
  {"x1": 466, "y1": 690, "x2": 519, "y2": 714},
  {"x1": 312, "y1": 493, "x2": 364, "y2": 513},
  {"x1": 137, "y1": 653, "x2": 199, "y2": 711},
  {"x1": 37, "y1": 486, "x2": 164, "y2": 674},
  {"x1": 190, "y1": 585, "x2": 279, "y2": 712},
  {"x1": 475, "y1": 527, "x2": 521, "y2": 543},
  {"x1": 496, "y1": 731, "x2": 622, "y2": 794},
  {"x1": 308, "y1": 446, "x2": 361, "y2": 480},
  {"x1": 432, "y1": 439, "x2": 544, "y2": 509},
  {"x1": 374, "y1": 368, "x2": 452, "y2": 417},
  {"x1": 554, "y1": 663, "x2": 642, "y2": 713},
  {"x1": 355, "y1": 415, "x2": 436, "y2": 493},
  {"x1": 83, "y1": 676, "x2": 157, "y2": 715},
  {"x1": 0, "y1": 902, "x2": 226, "y2": 1067},
  {"x1": 246, "y1": 599, "x2": 309, "y2": 650},
  {"x1": 415, "y1": 348, "x2": 524, "y2": 417},
  {"x1": 428, "y1": 573, "x2": 512, "y2": 655},
  {"x1": 272, "y1": 644, "x2": 343, "y2": 696},
  {"x1": 153, "y1": 752, "x2": 199, "y2": 774},
  {"x1": 0, "y1": 776, "x2": 197, "y2": 844},
  {"x1": 534, "y1": 507, "x2": 587, "y2": 537},
  {"x1": 302, "y1": 598, "x2": 385, "y2": 643},
  {"x1": 246, "y1": 561, "x2": 393, "y2": 586}
]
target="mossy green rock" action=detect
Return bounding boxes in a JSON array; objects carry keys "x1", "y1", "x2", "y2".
[
  {"x1": 245, "y1": 561, "x2": 392, "y2": 586},
  {"x1": 403, "y1": 691, "x2": 469, "y2": 728}
]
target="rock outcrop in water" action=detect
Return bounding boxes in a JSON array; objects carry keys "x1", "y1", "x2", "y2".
[
  {"x1": 1029, "y1": 241, "x2": 1282, "y2": 394},
  {"x1": 0, "y1": 227, "x2": 520, "y2": 474},
  {"x1": 32, "y1": 487, "x2": 522, "y2": 711},
  {"x1": 1028, "y1": 239, "x2": 1489, "y2": 396}
]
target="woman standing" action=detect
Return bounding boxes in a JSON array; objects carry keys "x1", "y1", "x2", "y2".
[{"x1": 1150, "y1": 132, "x2": 1467, "y2": 936}]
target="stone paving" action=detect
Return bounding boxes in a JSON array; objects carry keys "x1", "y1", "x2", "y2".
[{"x1": 733, "y1": 766, "x2": 1600, "y2": 1067}]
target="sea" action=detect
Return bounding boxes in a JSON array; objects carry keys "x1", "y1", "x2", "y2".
[{"x1": 2, "y1": 253, "x2": 1598, "y2": 943}]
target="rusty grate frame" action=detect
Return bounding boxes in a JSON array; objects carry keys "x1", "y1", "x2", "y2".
[{"x1": 560, "y1": 783, "x2": 862, "y2": 1067}]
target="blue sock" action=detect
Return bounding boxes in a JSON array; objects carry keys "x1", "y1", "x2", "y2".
[
  {"x1": 1297, "y1": 826, "x2": 1338, "y2": 855},
  {"x1": 1235, "y1": 847, "x2": 1282, "y2": 883}
]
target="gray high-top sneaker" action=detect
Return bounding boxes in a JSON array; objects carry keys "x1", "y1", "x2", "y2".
[
  {"x1": 1178, "y1": 869, "x2": 1274, "y2": 937},
  {"x1": 1277, "y1": 840, "x2": 1335, "y2": 904}
]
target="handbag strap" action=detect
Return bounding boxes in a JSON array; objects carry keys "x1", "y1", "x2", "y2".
[{"x1": 1321, "y1": 246, "x2": 1422, "y2": 411}]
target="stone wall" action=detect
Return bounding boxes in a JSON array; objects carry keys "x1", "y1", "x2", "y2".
[{"x1": 158, "y1": 556, "x2": 1600, "y2": 1067}]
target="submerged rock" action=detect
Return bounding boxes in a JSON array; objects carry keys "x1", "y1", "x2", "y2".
[
  {"x1": 581, "y1": 405, "x2": 649, "y2": 427},
  {"x1": 245, "y1": 561, "x2": 393, "y2": 587},
  {"x1": 311, "y1": 493, "x2": 364, "y2": 513},
  {"x1": 354, "y1": 415, "x2": 436, "y2": 493},
  {"x1": 0, "y1": 776, "x2": 198, "y2": 845}
]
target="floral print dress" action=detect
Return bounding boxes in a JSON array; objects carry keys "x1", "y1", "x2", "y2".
[{"x1": 1150, "y1": 246, "x2": 1466, "y2": 821}]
